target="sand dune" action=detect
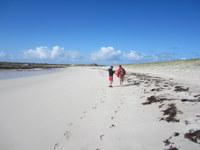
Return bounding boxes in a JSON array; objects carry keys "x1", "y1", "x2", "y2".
[
  {"x1": 125, "y1": 59, "x2": 200, "y2": 92},
  {"x1": 0, "y1": 61, "x2": 200, "y2": 150}
]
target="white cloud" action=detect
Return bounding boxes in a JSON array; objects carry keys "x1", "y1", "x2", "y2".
[
  {"x1": 1, "y1": 46, "x2": 177, "y2": 64},
  {"x1": 90, "y1": 47, "x2": 122, "y2": 61},
  {"x1": 0, "y1": 51, "x2": 6, "y2": 58},
  {"x1": 180, "y1": 58, "x2": 187, "y2": 60},
  {"x1": 123, "y1": 50, "x2": 175, "y2": 63},
  {"x1": 50, "y1": 46, "x2": 65, "y2": 58},
  {"x1": 23, "y1": 46, "x2": 82, "y2": 61},
  {"x1": 125, "y1": 50, "x2": 145, "y2": 60},
  {"x1": 23, "y1": 46, "x2": 50, "y2": 59}
]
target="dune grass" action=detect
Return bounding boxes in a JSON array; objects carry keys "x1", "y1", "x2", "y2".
[{"x1": 123, "y1": 58, "x2": 200, "y2": 69}]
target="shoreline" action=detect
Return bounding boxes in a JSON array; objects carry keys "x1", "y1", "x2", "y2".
[{"x1": 0, "y1": 68, "x2": 66, "y2": 80}]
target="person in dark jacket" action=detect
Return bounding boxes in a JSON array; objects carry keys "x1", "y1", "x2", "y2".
[{"x1": 108, "y1": 66, "x2": 115, "y2": 87}]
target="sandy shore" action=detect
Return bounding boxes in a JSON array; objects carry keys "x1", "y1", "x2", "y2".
[{"x1": 0, "y1": 65, "x2": 200, "y2": 150}]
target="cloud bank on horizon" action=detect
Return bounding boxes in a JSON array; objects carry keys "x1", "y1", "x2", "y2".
[{"x1": 0, "y1": 46, "x2": 184, "y2": 65}]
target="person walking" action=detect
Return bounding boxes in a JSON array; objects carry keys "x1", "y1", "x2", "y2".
[
  {"x1": 116, "y1": 65, "x2": 126, "y2": 87},
  {"x1": 108, "y1": 66, "x2": 115, "y2": 87}
]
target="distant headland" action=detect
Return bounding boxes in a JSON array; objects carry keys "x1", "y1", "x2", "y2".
[{"x1": 0, "y1": 62, "x2": 100, "y2": 69}]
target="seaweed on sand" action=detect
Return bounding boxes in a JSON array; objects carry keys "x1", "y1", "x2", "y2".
[
  {"x1": 160, "y1": 103, "x2": 180, "y2": 123},
  {"x1": 142, "y1": 96, "x2": 172, "y2": 105},
  {"x1": 174, "y1": 86, "x2": 189, "y2": 92},
  {"x1": 184, "y1": 129, "x2": 200, "y2": 144},
  {"x1": 165, "y1": 147, "x2": 178, "y2": 150}
]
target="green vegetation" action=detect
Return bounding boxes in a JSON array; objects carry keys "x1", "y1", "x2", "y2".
[{"x1": 123, "y1": 58, "x2": 200, "y2": 68}]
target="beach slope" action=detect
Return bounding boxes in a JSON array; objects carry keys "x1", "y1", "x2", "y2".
[{"x1": 0, "y1": 65, "x2": 200, "y2": 150}]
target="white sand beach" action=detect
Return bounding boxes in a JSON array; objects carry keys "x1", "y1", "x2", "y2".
[{"x1": 0, "y1": 61, "x2": 200, "y2": 150}]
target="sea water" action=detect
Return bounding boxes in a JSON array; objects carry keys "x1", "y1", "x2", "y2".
[{"x1": 0, "y1": 68, "x2": 64, "y2": 80}]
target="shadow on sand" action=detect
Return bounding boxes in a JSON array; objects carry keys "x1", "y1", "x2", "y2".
[{"x1": 111, "y1": 83, "x2": 137, "y2": 88}]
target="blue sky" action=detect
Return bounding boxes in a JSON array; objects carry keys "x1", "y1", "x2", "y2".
[{"x1": 0, "y1": 0, "x2": 200, "y2": 65}]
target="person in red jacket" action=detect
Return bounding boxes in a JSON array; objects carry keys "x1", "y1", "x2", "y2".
[{"x1": 116, "y1": 65, "x2": 126, "y2": 87}]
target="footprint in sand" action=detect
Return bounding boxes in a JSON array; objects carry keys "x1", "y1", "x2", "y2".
[
  {"x1": 92, "y1": 106, "x2": 97, "y2": 109},
  {"x1": 121, "y1": 101, "x2": 125, "y2": 105},
  {"x1": 64, "y1": 131, "x2": 72, "y2": 140},
  {"x1": 80, "y1": 115, "x2": 85, "y2": 119},
  {"x1": 54, "y1": 143, "x2": 60, "y2": 149},
  {"x1": 100, "y1": 134, "x2": 104, "y2": 140},
  {"x1": 103, "y1": 92, "x2": 107, "y2": 97},
  {"x1": 110, "y1": 124, "x2": 115, "y2": 128},
  {"x1": 68, "y1": 122, "x2": 74, "y2": 127}
]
